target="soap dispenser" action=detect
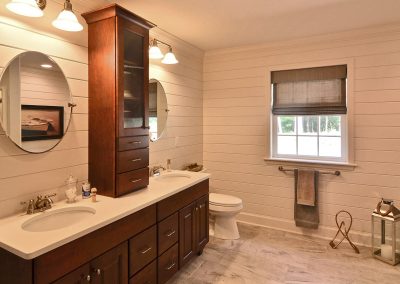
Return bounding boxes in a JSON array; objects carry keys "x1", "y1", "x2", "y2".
[{"x1": 65, "y1": 175, "x2": 77, "y2": 203}]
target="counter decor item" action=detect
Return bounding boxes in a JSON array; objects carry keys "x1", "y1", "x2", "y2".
[
  {"x1": 371, "y1": 198, "x2": 400, "y2": 265},
  {"x1": 183, "y1": 163, "x2": 203, "y2": 172},
  {"x1": 91, "y1": 188, "x2": 97, "y2": 203},
  {"x1": 65, "y1": 175, "x2": 77, "y2": 203},
  {"x1": 329, "y1": 210, "x2": 359, "y2": 253},
  {"x1": 81, "y1": 182, "x2": 91, "y2": 199}
]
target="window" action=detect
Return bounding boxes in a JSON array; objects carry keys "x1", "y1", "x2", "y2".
[{"x1": 271, "y1": 65, "x2": 348, "y2": 163}]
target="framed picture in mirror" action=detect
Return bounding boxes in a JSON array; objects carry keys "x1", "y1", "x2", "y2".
[{"x1": 21, "y1": 105, "x2": 64, "y2": 141}]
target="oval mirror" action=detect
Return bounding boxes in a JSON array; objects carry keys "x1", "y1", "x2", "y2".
[
  {"x1": 0, "y1": 51, "x2": 73, "y2": 153},
  {"x1": 149, "y1": 79, "x2": 168, "y2": 141}
]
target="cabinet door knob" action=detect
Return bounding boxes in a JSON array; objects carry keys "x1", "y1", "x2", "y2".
[
  {"x1": 96, "y1": 269, "x2": 101, "y2": 276},
  {"x1": 195, "y1": 207, "x2": 199, "y2": 211},
  {"x1": 86, "y1": 275, "x2": 91, "y2": 282}
]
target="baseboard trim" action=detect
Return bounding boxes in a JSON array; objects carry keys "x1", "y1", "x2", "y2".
[{"x1": 236, "y1": 212, "x2": 371, "y2": 247}]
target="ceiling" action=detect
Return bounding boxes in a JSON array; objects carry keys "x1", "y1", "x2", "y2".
[{"x1": 1, "y1": 0, "x2": 400, "y2": 50}]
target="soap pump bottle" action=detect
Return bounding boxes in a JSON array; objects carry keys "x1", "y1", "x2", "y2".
[{"x1": 166, "y1": 159, "x2": 172, "y2": 172}]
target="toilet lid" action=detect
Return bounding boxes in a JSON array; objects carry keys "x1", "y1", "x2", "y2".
[{"x1": 209, "y1": 193, "x2": 242, "y2": 207}]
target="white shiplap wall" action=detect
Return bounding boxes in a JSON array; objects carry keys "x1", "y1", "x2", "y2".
[
  {"x1": 203, "y1": 24, "x2": 400, "y2": 245},
  {"x1": 0, "y1": 21, "x2": 89, "y2": 217},
  {"x1": 0, "y1": 20, "x2": 203, "y2": 218},
  {"x1": 149, "y1": 29, "x2": 203, "y2": 170}
]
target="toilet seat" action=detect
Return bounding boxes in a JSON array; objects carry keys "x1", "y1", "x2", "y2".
[{"x1": 209, "y1": 193, "x2": 242, "y2": 207}]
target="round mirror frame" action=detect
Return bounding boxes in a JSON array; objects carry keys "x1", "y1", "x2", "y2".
[
  {"x1": 149, "y1": 78, "x2": 168, "y2": 142},
  {"x1": 0, "y1": 51, "x2": 75, "y2": 154}
]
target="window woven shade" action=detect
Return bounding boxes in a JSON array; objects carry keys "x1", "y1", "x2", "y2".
[{"x1": 272, "y1": 65, "x2": 347, "y2": 115}]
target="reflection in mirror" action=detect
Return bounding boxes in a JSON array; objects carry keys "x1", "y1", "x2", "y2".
[
  {"x1": 149, "y1": 79, "x2": 168, "y2": 141},
  {"x1": 0, "y1": 51, "x2": 72, "y2": 153}
]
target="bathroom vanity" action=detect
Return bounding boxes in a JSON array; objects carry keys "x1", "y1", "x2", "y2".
[{"x1": 0, "y1": 171, "x2": 209, "y2": 284}]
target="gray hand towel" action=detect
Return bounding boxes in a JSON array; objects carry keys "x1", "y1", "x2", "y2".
[{"x1": 294, "y1": 169, "x2": 319, "y2": 229}]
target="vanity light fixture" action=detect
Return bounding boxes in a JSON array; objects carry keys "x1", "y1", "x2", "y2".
[
  {"x1": 52, "y1": 0, "x2": 83, "y2": 32},
  {"x1": 5, "y1": 0, "x2": 83, "y2": 32},
  {"x1": 150, "y1": 38, "x2": 179, "y2": 65},
  {"x1": 6, "y1": 0, "x2": 46, "y2": 17}
]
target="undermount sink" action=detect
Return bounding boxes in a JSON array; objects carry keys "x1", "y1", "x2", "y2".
[
  {"x1": 21, "y1": 206, "x2": 96, "y2": 232},
  {"x1": 154, "y1": 172, "x2": 191, "y2": 183}
]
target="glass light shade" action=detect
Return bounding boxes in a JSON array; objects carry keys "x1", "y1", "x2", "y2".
[
  {"x1": 162, "y1": 48, "x2": 178, "y2": 64},
  {"x1": 52, "y1": 10, "x2": 83, "y2": 32},
  {"x1": 149, "y1": 46, "x2": 164, "y2": 59},
  {"x1": 6, "y1": 0, "x2": 43, "y2": 17}
]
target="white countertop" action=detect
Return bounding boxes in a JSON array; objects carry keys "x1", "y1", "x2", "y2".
[{"x1": 0, "y1": 170, "x2": 210, "y2": 260}]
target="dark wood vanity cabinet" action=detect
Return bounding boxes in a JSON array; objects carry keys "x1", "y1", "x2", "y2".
[
  {"x1": 0, "y1": 180, "x2": 209, "y2": 284},
  {"x1": 54, "y1": 242, "x2": 128, "y2": 284},
  {"x1": 82, "y1": 4, "x2": 155, "y2": 197},
  {"x1": 179, "y1": 195, "x2": 209, "y2": 268}
]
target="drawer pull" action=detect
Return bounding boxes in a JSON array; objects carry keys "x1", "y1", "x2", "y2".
[
  {"x1": 199, "y1": 204, "x2": 204, "y2": 209},
  {"x1": 130, "y1": 158, "x2": 141, "y2": 162},
  {"x1": 130, "y1": 178, "x2": 142, "y2": 183},
  {"x1": 128, "y1": 141, "x2": 141, "y2": 144},
  {"x1": 140, "y1": 246, "x2": 152, "y2": 254},
  {"x1": 165, "y1": 230, "x2": 176, "y2": 237},
  {"x1": 165, "y1": 262, "x2": 176, "y2": 271}
]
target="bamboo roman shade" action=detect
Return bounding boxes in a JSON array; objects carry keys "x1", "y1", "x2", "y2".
[{"x1": 271, "y1": 65, "x2": 347, "y2": 115}]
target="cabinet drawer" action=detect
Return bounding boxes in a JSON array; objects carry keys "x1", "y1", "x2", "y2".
[
  {"x1": 158, "y1": 213, "x2": 178, "y2": 255},
  {"x1": 117, "y1": 168, "x2": 149, "y2": 196},
  {"x1": 129, "y1": 225, "x2": 157, "y2": 276},
  {"x1": 158, "y1": 243, "x2": 178, "y2": 284},
  {"x1": 118, "y1": 136, "x2": 149, "y2": 151},
  {"x1": 117, "y1": 148, "x2": 149, "y2": 173},
  {"x1": 129, "y1": 260, "x2": 157, "y2": 284}
]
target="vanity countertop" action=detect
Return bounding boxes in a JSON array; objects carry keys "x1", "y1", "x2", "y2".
[{"x1": 0, "y1": 170, "x2": 210, "y2": 260}]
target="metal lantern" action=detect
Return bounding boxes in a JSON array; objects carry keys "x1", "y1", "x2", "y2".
[{"x1": 371, "y1": 198, "x2": 400, "y2": 265}]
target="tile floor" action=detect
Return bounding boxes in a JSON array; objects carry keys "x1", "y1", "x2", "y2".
[{"x1": 170, "y1": 223, "x2": 400, "y2": 284}]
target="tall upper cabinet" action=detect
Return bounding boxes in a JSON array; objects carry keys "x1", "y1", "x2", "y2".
[{"x1": 82, "y1": 4, "x2": 155, "y2": 197}]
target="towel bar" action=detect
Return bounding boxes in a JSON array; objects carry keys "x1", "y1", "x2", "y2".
[{"x1": 278, "y1": 166, "x2": 340, "y2": 176}]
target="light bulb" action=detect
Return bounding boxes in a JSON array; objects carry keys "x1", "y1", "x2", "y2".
[{"x1": 6, "y1": 0, "x2": 43, "y2": 17}]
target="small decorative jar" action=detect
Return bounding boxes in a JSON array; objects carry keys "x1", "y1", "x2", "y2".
[
  {"x1": 65, "y1": 175, "x2": 77, "y2": 203},
  {"x1": 371, "y1": 198, "x2": 400, "y2": 265}
]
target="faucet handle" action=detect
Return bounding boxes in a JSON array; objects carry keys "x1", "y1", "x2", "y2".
[{"x1": 45, "y1": 193, "x2": 56, "y2": 203}]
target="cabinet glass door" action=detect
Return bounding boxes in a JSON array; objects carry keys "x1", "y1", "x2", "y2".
[{"x1": 123, "y1": 29, "x2": 144, "y2": 129}]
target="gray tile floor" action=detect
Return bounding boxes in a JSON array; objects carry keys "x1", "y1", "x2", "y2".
[{"x1": 170, "y1": 223, "x2": 400, "y2": 284}]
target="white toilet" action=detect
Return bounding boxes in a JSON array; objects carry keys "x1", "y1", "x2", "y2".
[{"x1": 209, "y1": 193, "x2": 243, "y2": 240}]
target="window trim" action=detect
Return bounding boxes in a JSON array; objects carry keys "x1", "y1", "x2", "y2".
[{"x1": 265, "y1": 59, "x2": 355, "y2": 166}]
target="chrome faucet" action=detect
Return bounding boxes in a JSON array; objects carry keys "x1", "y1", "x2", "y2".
[
  {"x1": 150, "y1": 165, "x2": 166, "y2": 176},
  {"x1": 21, "y1": 193, "x2": 56, "y2": 214}
]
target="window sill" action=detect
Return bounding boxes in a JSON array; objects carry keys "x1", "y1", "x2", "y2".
[{"x1": 264, "y1": 157, "x2": 357, "y2": 169}]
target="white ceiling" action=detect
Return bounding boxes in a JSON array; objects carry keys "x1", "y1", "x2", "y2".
[{"x1": 1, "y1": 0, "x2": 400, "y2": 50}]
